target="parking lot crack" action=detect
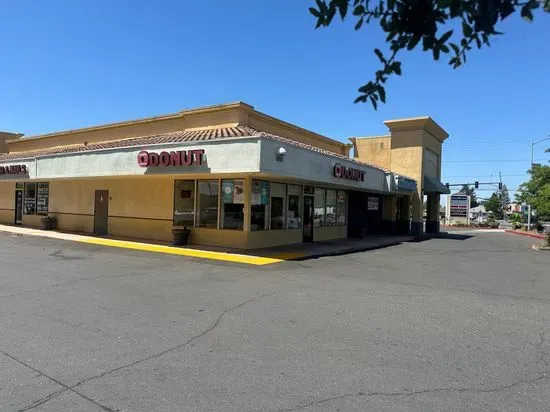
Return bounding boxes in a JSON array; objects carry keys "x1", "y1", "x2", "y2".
[
  {"x1": 67, "y1": 292, "x2": 273, "y2": 386},
  {"x1": 0, "y1": 350, "x2": 115, "y2": 412},
  {"x1": 277, "y1": 374, "x2": 550, "y2": 411}
]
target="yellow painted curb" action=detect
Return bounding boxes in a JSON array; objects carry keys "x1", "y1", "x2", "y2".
[{"x1": 75, "y1": 237, "x2": 283, "y2": 266}]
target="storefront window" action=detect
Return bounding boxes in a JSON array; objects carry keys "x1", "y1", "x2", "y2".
[
  {"x1": 270, "y1": 183, "x2": 286, "y2": 230},
  {"x1": 174, "y1": 180, "x2": 195, "y2": 227},
  {"x1": 36, "y1": 183, "x2": 50, "y2": 215},
  {"x1": 24, "y1": 183, "x2": 36, "y2": 215},
  {"x1": 251, "y1": 180, "x2": 269, "y2": 231},
  {"x1": 336, "y1": 190, "x2": 347, "y2": 226},
  {"x1": 221, "y1": 180, "x2": 244, "y2": 230},
  {"x1": 197, "y1": 180, "x2": 219, "y2": 228},
  {"x1": 287, "y1": 185, "x2": 302, "y2": 229},
  {"x1": 325, "y1": 189, "x2": 336, "y2": 226},
  {"x1": 314, "y1": 188, "x2": 325, "y2": 227}
]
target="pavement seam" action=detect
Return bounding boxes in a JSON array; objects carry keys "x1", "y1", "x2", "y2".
[
  {"x1": 14, "y1": 292, "x2": 273, "y2": 410},
  {"x1": 0, "y1": 350, "x2": 115, "y2": 412}
]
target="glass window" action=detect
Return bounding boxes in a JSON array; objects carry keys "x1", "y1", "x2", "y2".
[
  {"x1": 270, "y1": 183, "x2": 286, "y2": 230},
  {"x1": 314, "y1": 188, "x2": 325, "y2": 227},
  {"x1": 251, "y1": 180, "x2": 269, "y2": 231},
  {"x1": 287, "y1": 185, "x2": 302, "y2": 229},
  {"x1": 24, "y1": 183, "x2": 36, "y2": 215},
  {"x1": 221, "y1": 180, "x2": 244, "y2": 230},
  {"x1": 197, "y1": 180, "x2": 219, "y2": 228},
  {"x1": 336, "y1": 190, "x2": 347, "y2": 226},
  {"x1": 325, "y1": 189, "x2": 337, "y2": 226},
  {"x1": 36, "y1": 183, "x2": 50, "y2": 215},
  {"x1": 174, "y1": 180, "x2": 195, "y2": 227}
]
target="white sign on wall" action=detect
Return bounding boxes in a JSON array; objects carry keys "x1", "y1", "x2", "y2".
[{"x1": 368, "y1": 197, "x2": 379, "y2": 211}]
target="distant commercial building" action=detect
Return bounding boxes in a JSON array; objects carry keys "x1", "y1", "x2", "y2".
[{"x1": 0, "y1": 102, "x2": 449, "y2": 248}]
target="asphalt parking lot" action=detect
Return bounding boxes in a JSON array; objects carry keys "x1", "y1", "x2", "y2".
[{"x1": 0, "y1": 231, "x2": 549, "y2": 411}]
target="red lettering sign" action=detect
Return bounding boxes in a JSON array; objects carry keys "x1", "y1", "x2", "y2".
[
  {"x1": 137, "y1": 150, "x2": 205, "y2": 168},
  {"x1": 333, "y1": 163, "x2": 365, "y2": 182},
  {"x1": 0, "y1": 164, "x2": 28, "y2": 175}
]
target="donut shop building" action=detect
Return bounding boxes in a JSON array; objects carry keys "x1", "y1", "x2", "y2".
[{"x1": 0, "y1": 102, "x2": 449, "y2": 249}]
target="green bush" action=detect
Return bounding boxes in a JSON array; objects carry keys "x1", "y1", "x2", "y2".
[
  {"x1": 536, "y1": 222, "x2": 544, "y2": 233},
  {"x1": 512, "y1": 221, "x2": 523, "y2": 230}
]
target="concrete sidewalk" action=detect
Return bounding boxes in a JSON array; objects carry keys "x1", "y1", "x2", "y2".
[{"x1": 0, "y1": 224, "x2": 413, "y2": 265}]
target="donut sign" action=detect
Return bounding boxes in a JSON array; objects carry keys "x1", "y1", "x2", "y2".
[
  {"x1": 137, "y1": 149, "x2": 205, "y2": 168},
  {"x1": 333, "y1": 163, "x2": 365, "y2": 182}
]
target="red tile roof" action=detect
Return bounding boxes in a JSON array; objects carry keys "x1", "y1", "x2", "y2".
[{"x1": 0, "y1": 125, "x2": 389, "y2": 172}]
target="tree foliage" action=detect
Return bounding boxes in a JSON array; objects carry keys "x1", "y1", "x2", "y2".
[
  {"x1": 459, "y1": 184, "x2": 479, "y2": 207},
  {"x1": 516, "y1": 165, "x2": 550, "y2": 220},
  {"x1": 484, "y1": 183, "x2": 510, "y2": 219},
  {"x1": 310, "y1": 0, "x2": 550, "y2": 108}
]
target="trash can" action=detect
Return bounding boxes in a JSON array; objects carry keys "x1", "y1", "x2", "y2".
[{"x1": 171, "y1": 228, "x2": 191, "y2": 246}]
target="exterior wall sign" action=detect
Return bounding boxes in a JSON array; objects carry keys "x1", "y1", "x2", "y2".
[
  {"x1": 0, "y1": 164, "x2": 27, "y2": 175},
  {"x1": 450, "y1": 195, "x2": 469, "y2": 217},
  {"x1": 368, "y1": 197, "x2": 379, "y2": 211},
  {"x1": 333, "y1": 163, "x2": 365, "y2": 182},
  {"x1": 138, "y1": 149, "x2": 205, "y2": 168}
]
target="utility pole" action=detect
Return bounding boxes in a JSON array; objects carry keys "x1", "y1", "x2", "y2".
[{"x1": 499, "y1": 172, "x2": 505, "y2": 222}]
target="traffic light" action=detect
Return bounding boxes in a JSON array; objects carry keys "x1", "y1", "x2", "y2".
[
  {"x1": 498, "y1": 182, "x2": 503, "y2": 190},
  {"x1": 474, "y1": 181, "x2": 479, "y2": 189}
]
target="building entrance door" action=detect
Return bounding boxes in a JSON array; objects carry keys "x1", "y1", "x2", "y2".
[
  {"x1": 94, "y1": 190, "x2": 109, "y2": 235},
  {"x1": 14, "y1": 189, "x2": 23, "y2": 225},
  {"x1": 303, "y1": 196, "x2": 314, "y2": 242}
]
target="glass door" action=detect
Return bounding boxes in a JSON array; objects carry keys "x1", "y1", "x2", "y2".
[
  {"x1": 303, "y1": 196, "x2": 314, "y2": 242},
  {"x1": 14, "y1": 189, "x2": 23, "y2": 224}
]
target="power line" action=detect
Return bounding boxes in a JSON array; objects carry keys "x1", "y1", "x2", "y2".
[
  {"x1": 445, "y1": 159, "x2": 548, "y2": 163},
  {"x1": 442, "y1": 174, "x2": 527, "y2": 178}
]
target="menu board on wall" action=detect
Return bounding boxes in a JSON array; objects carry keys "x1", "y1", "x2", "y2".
[{"x1": 36, "y1": 183, "x2": 49, "y2": 215}]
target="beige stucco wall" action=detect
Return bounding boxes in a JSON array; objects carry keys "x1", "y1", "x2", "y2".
[
  {"x1": 352, "y1": 136, "x2": 391, "y2": 170},
  {"x1": 247, "y1": 229, "x2": 302, "y2": 249},
  {"x1": 0, "y1": 182, "x2": 14, "y2": 223},
  {"x1": 313, "y1": 226, "x2": 347, "y2": 242}
]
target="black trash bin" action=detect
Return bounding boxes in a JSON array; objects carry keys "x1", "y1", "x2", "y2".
[{"x1": 172, "y1": 227, "x2": 191, "y2": 246}]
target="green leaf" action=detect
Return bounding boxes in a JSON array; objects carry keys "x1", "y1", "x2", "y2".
[
  {"x1": 433, "y1": 46, "x2": 441, "y2": 61},
  {"x1": 450, "y1": 43, "x2": 460, "y2": 54},
  {"x1": 353, "y1": 4, "x2": 365, "y2": 15},
  {"x1": 521, "y1": 5, "x2": 534, "y2": 21},
  {"x1": 309, "y1": 7, "x2": 321, "y2": 18},
  {"x1": 392, "y1": 61, "x2": 402, "y2": 75},
  {"x1": 500, "y1": 1, "x2": 516, "y2": 19},
  {"x1": 369, "y1": 95, "x2": 378, "y2": 110},
  {"x1": 407, "y1": 35, "x2": 421, "y2": 50},
  {"x1": 439, "y1": 30, "x2": 453, "y2": 44},
  {"x1": 462, "y1": 21, "x2": 473, "y2": 37},
  {"x1": 337, "y1": 0, "x2": 349, "y2": 19},
  {"x1": 355, "y1": 16, "x2": 364, "y2": 30},
  {"x1": 387, "y1": 0, "x2": 396, "y2": 9},
  {"x1": 374, "y1": 48, "x2": 385, "y2": 63},
  {"x1": 378, "y1": 86, "x2": 386, "y2": 103},
  {"x1": 440, "y1": 44, "x2": 450, "y2": 53}
]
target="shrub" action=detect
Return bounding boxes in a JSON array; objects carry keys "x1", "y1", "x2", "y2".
[
  {"x1": 512, "y1": 221, "x2": 523, "y2": 230},
  {"x1": 536, "y1": 222, "x2": 544, "y2": 233}
]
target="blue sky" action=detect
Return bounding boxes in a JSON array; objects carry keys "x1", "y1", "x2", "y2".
[{"x1": 1, "y1": 0, "x2": 549, "y2": 200}]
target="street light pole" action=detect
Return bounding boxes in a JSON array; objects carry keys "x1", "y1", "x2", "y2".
[{"x1": 528, "y1": 135, "x2": 550, "y2": 230}]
